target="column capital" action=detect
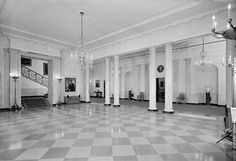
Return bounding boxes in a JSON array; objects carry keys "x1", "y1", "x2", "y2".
[
  {"x1": 148, "y1": 47, "x2": 156, "y2": 52},
  {"x1": 114, "y1": 55, "x2": 119, "y2": 59},
  {"x1": 165, "y1": 41, "x2": 173, "y2": 46},
  {"x1": 0, "y1": 34, "x2": 10, "y2": 49}
]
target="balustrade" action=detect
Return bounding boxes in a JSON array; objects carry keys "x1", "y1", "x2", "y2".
[{"x1": 21, "y1": 66, "x2": 48, "y2": 87}]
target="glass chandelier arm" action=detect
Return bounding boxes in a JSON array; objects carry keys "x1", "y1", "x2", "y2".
[{"x1": 228, "y1": 19, "x2": 236, "y2": 31}]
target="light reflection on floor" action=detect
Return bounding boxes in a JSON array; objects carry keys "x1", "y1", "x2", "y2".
[{"x1": 0, "y1": 103, "x2": 234, "y2": 161}]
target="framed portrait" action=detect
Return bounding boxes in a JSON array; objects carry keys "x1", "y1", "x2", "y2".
[
  {"x1": 65, "y1": 78, "x2": 76, "y2": 92},
  {"x1": 95, "y1": 80, "x2": 100, "y2": 88},
  {"x1": 157, "y1": 65, "x2": 164, "y2": 73}
]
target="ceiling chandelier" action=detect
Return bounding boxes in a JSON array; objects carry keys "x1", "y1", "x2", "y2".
[
  {"x1": 195, "y1": 37, "x2": 212, "y2": 72},
  {"x1": 71, "y1": 12, "x2": 93, "y2": 70},
  {"x1": 211, "y1": 3, "x2": 236, "y2": 40}
]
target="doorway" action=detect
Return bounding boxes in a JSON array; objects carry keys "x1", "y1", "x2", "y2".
[{"x1": 156, "y1": 78, "x2": 165, "y2": 102}]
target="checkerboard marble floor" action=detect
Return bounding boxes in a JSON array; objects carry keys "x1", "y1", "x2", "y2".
[{"x1": 0, "y1": 103, "x2": 234, "y2": 161}]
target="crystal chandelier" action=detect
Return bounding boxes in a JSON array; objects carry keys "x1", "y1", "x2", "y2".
[
  {"x1": 70, "y1": 12, "x2": 93, "y2": 70},
  {"x1": 211, "y1": 3, "x2": 236, "y2": 40},
  {"x1": 195, "y1": 37, "x2": 212, "y2": 72}
]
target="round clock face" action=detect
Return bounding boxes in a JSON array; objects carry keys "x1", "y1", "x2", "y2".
[{"x1": 157, "y1": 65, "x2": 164, "y2": 73}]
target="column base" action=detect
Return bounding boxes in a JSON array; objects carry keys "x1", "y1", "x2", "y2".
[
  {"x1": 148, "y1": 108, "x2": 158, "y2": 112},
  {"x1": 104, "y1": 103, "x2": 111, "y2": 106},
  {"x1": 57, "y1": 101, "x2": 63, "y2": 106},
  {"x1": 84, "y1": 101, "x2": 91, "y2": 103},
  {"x1": 113, "y1": 104, "x2": 120, "y2": 107},
  {"x1": 163, "y1": 110, "x2": 175, "y2": 114}
]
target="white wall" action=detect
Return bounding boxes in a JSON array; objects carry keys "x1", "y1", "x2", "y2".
[
  {"x1": 92, "y1": 62, "x2": 105, "y2": 96},
  {"x1": 61, "y1": 50, "x2": 81, "y2": 100}
]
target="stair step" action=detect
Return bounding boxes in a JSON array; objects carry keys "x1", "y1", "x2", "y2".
[{"x1": 22, "y1": 96, "x2": 49, "y2": 108}]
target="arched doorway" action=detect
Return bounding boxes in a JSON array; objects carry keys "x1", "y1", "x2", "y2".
[
  {"x1": 125, "y1": 71, "x2": 133, "y2": 98},
  {"x1": 197, "y1": 64, "x2": 218, "y2": 104}
]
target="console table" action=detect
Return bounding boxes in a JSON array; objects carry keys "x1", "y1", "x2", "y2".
[{"x1": 94, "y1": 91, "x2": 102, "y2": 98}]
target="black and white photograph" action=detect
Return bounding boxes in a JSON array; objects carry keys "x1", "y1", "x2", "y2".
[
  {"x1": 0, "y1": 0, "x2": 236, "y2": 161},
  {"x1": 65, "y1": 78, "x2": 76, "y2": 92}
]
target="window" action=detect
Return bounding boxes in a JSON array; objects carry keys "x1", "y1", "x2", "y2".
[
  {"x1": 21, "y1": 58, "x2": 32, "y2": 66},
  {"x1": 43, "y1": 63, "x2": 48, "y2": 75}
]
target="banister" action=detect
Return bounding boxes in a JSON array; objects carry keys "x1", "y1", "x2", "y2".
[{"x1": 21, "y1": 66, "x2": 48, "y2": 87}]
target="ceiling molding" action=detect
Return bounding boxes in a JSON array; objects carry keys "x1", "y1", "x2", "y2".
[
  {"x1": 8, "y1": 34, "x2": 63, "y2": 57},
  {"x1": 87, "y1": 1, "x2": 200, "y2": 45},
  {"x1": 0, "y1": 0, "x2": 201, "y2": 49},
  {"x1": 0, "y1": 24, "x2": 79, "y2": 48},
  {"x1": 90, "y1": 6, "x2": 229, "y2": 56}
]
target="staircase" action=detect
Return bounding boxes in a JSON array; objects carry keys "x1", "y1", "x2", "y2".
[
  {"x1": 21, "y1": 66, "x2": 49, "y2": 108},
  {"x1": 21, "y1": 66, "x2": 48, "y2": 87},
  {"x1": 22, "y1": 96, "x2": 49, "y2": 108}
]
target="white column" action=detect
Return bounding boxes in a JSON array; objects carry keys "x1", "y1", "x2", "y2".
[
  {"x1": 133, "y1": 64, "x2": 138, "y2": 99},
  {"x1": 226, "y1": 40, "x2": 236, "y2": 108},
  {"x1": 140, "y1": 64, "x2": 145, "y2": 92},
  {"x1": 148, "y1": 48, "x2": 157, "y2": 111},
  {"x1": 178, "y1": 59, "x2": 185, "y2": 93},
  {"x1": 164, "y1": 43, "x2": 174, "y2": 114},
  {"x1": 121, "y1": 68, "x2": 125, "y2": 98},
  {"x1": 105, "y1": 57, "x2": 111, "y2": 105},
  {"x1": 225, "y1": 40, "x2": 236, "y2": 130},
  {"x1": 85, "y1": 61, "x2": 90, "y2": 103},
  {"x1": 0, "y1": 34, "x2": 10, "y2": 109},
  {"x1": 113, "y1": 55, "x2": 120, "y2": 107}
]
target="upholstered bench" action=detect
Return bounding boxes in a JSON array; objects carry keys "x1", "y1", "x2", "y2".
[{"x1": 64, "y1": 95, "x2": 80, "y2": 104}]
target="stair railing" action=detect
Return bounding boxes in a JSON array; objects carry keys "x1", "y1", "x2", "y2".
[{"x1": 21, "y1": 66, "x2": 48, "y2": 87}]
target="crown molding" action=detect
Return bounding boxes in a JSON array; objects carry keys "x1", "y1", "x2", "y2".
[
  {"x1": 8, "y1": 34, "x2": 63, "y2": 57},
  {"x1": 90, "y1": 6, "x2": 232, "y2": 58},
  {"x1": 0, "y1": 24, "x2": 79, "y2": 48},
  {"x1": 0, "y1": 0, "x2": 200, "y2": 49},
  {"x1": 87, "y1": 1, "x2": 200, "y2": 45}
]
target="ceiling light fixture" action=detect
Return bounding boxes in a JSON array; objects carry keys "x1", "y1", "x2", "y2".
[
  {"x1": 70, "y1": 12, "x2": 93, "y2": 70},
  {"x1": 211, "y1": 3, "x2": 236, "y2": 40},
  {"x1": 195, "y1": 37, "x2": 212, "y2": 72}
]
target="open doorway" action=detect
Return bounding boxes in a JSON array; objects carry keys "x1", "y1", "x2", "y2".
[
  {"x1": 156, "y1": 78, "x2": 165, "y2": 102},
  {"x1": 21, "y1": 56, "x2": 49, "y2": 108}
]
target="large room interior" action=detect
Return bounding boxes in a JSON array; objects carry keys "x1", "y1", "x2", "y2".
[{"x1": 0, "y1": 0, "x2": 236, "y2": 161}]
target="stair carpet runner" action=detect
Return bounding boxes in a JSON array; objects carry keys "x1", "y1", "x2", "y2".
[{"x1": 21, "y1": 96, "x2": 49, "y2": 108}]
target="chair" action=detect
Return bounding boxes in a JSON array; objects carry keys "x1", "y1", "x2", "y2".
[
  {"x1": 137, "y1": 91, "x2": 145, "y2": 101},
  {"x1": 177, "y1": 92, "x2": 186, "y2": 104}
]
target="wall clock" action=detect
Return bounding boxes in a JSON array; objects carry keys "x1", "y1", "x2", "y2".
[{"x1": 157, "y1": 65, "x2": 164, "y2": 73}]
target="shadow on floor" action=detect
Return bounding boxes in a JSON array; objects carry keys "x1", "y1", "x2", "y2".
[{"x1": 90, "y1": 97, "x2": 225, "y2": 117}]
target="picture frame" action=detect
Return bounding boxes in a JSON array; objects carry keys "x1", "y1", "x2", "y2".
[
  {"x1": 95, "y1": 80, "x2": 100, "y2": 88},
  {"x1": 65, "y1": 78, "x2": 76, "y2": 92}
]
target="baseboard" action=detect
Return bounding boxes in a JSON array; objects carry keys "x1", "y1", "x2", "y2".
[
  {"x1": 148, "y1": 109, "x2": 158, "y2": 112},
  {"x1": 163, "y1": 110, "x2": 175, "y2": 114},
  {"x1": 132, "y1": 98, "x2": 149, "y2": 102},
  {"x1": 0, "y1": 108, "x2": 11, "y2": 112},
  {"x1": 173, "y1": 102, "x2": 225, "y2": 107},
  {"x1": 120, "y1": 98, "x2": 129, "y2": 100},
  {"x1": 21, "y1": 95, "x2": 46, "y2": 98}
]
